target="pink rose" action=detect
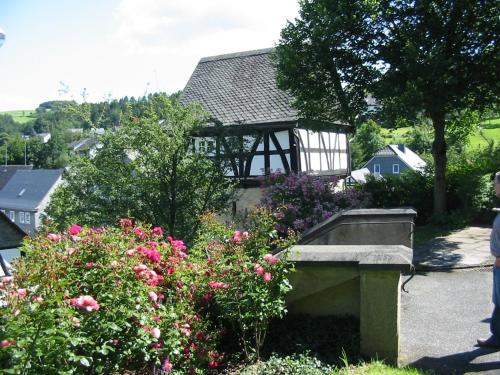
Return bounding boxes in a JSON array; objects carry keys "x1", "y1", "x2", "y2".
[
  {"x1": 33, "y1": 295, "x2": 43, "y2": 302},
  {"x1": 162, "y1": 359, "x2": 173, "y2": 372},
  {"x1": 133, "y1": 227, "x2": 147, "y2": 239},
  {"x1": 208, "y1": 281, "x2": 229, "y2": 289},
  {"x1": 263, "y1": 253, "x2": 278, "y2": 265},
  {"x1": 263, "y1": 272, "x2": 272, "y2": 283},
  {"x1": 232, "y1": 230, "x2": 242, "y2": 244},
  {"x1": 66, "y1": 247, "x2": 77, "y2": 256},
  {"x1": 253, "y1": 263, "x2": 265, "y2": 276},
  {"x1": 151, "y1": 327, "x2": 161, "y2": 339},
  {"x1": 148, "y1": 291, "x2": 158, "y2": 302},
  {"x1": 126, "y1": 249, "x2": 137, "y2": 257},
  {"x1": 0, "y1": 339, "x2": 15, "y2": 347},
  {"x1": 151, "y1": 226, "x2": 163, "y2": 237},
  {"x1": 70, "y1": 295, "x2": 100, "y2": 311},
  {"x1": 85, "y1": 262, "x2": 95, "y2": 268},
  {"x1": 70, "y1": 316, "x2": 81, "y2": 327},
  {"x1": 110, "y1": 260, "x2": 119, "y2": 268},
  {"x1": 47, "y1": 233, "x2": 62, "y2": 242},
  {"x1": 2, "y1": 276, "x2": 13, "y2": 284},
  {"x1": 17, "y1": 288, "x2": 27, "y2": 299},
  {"x1": 68, "y1": 224, "x2": 82, "y2": 236},
  {"x1": 133, "y1": 264, "x2": 148, "y2": 273},
  {"x1": 119, "y1": 218, "x2": 133, "y2": 228}
]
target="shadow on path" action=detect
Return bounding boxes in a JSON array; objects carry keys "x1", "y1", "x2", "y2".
[
  {"x1": 411, "y1": 348, "x2": 500, "y2": 375},
  {"x1": 414, "y1": 238, "x2": 462, "y2": 270}
]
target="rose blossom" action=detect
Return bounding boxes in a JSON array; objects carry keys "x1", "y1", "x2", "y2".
[
  {"x1": 125, "y1": 249, "x2": 137, "y2": 256},
  {"x1": 162, "y1": 359, "x2": 173, "y2": 372},
  {"x1": 208, "y1": 281, "x2": 229, "y2": 289},
  {"x1": 263, "y1": 272, "x2": 272, "y2": 283},
  {"x1": 253, "y1": 264, "x2": 265, "y2": 276},
  {"x1": 263, "y1": 253, "x2": 278, "y2": 265},
  {"x1": 70, "y1": 295, "x2": 100, "y2": 312},
  {"x1": 47, "y1": 233, "x2": 62, "y2": 241},
  {"x1": 68, "y1": 224, "x2": 82, "y2": 236},
  {"x1": 151, "y1": 327, "x2": 161, "y2": 339},
  {"x1": 2, "y1": 276, "x2": 13, "y2": 284},
  {"x1": 151, "y1": 226, "x2": 163, "y2": 237},
  {"x1": 148, "y1": 291, "x2": 158, "y2": 302},
  {"x1": 0, "y1": 339, "x2": 15, "y2": 347},
  {"x1": 231, "y1": 230, "x2": 242, "y2": 244},
  {"x1": 17, "y1": 288, "x2": 27, "y2": 299},
  {"x1": 32, "y1": 295, "x2": 44, "y2": 302}
]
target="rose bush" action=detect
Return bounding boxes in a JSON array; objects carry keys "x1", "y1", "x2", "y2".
[
  {"x1": 0, "y1": 210, "x2": 296, "y2": 373},
  {"x1": 0, "y1": 221, "x2": 220, "y2": 374},
  {"x1": 192, "y1": 209, "x2": 297, "y2": 361},
  {"x1": 259, "y1": 172, "x2": 370, "y2": 234}
]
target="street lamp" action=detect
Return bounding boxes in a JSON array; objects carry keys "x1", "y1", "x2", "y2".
[{"x1": 0, "y1": 27, "x2": 5, "y2": 48}]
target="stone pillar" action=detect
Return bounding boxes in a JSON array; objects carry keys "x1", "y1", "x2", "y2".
[{"x1": 359, "y1": 269, "x2": 401, "y2": 365}]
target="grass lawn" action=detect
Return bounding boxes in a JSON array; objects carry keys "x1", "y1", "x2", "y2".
[
  {"x1": 0, "y1": 109, "x2": 36, "y2": 123},
  {"x1": 380, "y1": 117, "x2": 499, "y2": 151},
  {"x1": 334, "y1": 361, "x2": 432, "y2": 375}
]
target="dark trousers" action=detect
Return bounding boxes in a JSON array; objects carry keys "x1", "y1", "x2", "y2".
[{"x1": 491, "y1": 266, "x2": 500, "y2": 340}]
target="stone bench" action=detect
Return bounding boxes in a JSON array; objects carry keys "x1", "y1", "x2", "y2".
[{"x1": 280, "y1": 244, "x2": 413, "y2": 365}]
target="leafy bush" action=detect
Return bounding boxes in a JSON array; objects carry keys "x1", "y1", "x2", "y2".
[
  {"x1": 192, "y1": 210, "x2": 297, "y2": 361},
  {"x1": 259, "y1": 172, "x2": 370, "y2": 234},
  {"x1": 0, "y1": 222, "x2": 221, "y2": 374},
  {"x1": 235, "y1": 353, "x2": 334, "y2": 375},
  {"x1": 0, "y1": 211, "x2": 296, "y2": 373}
]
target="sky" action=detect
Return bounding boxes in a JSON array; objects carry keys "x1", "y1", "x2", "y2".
[{"x1": 0, "y1": 0, "x2": 300, "y2": 111}]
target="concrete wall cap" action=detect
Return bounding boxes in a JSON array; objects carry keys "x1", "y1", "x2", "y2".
[{"x1": 281, "y1": 245, "x2": 413, "y2": 272}]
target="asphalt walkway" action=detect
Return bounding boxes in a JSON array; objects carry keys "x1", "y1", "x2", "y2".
[{"x1": 401, "y1": 226, "x2": 500, "y2": 374}]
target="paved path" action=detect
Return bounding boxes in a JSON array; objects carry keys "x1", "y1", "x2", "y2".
[
  {"x1": 401, "y1": 269, "x2": 500, "y2": 374},
  {"x1": 401, "y1": 226, "x2": 500, "y2": 374},
  {"x1": 414, "y1": 227, "x2": 493, "y2": 269}
]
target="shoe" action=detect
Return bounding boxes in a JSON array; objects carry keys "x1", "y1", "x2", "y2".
[{"x1": 477, "y1": 337, "x2": 500, "y2": 348}]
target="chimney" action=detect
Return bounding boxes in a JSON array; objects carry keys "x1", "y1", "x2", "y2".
[{"x1": 398, "y1": 144, "x2": 405, "y2": 153}]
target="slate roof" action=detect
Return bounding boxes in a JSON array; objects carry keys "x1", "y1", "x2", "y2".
[
  {"x1": 180, "y1": 48, "x2": 298, "y2": 126},
  {"x1": 0, "y1": 165, "x2": 33, "y2": 190},
  {"x1": 372, "y1": 145, "x2": 427, "y2": 170},
  {"x1": 0, "y1": 169, "x2": 63, "y2": 210},
  {"x1": 69, "y1": 137, "x2": 100, "y2": 152}
]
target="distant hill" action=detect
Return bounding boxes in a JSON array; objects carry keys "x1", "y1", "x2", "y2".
[{"x1": 0, "y1": 110, "x2": 36, "y2": 124}]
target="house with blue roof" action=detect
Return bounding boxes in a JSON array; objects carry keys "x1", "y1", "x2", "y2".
[
  {"x1": 0, "y1": 169, "x2": 63, "y2": 234},
  {"x1": 363, "y1": 144, "x2": 426, "y2": 177}
]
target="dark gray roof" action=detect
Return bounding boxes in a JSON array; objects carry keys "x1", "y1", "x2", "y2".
[
  {"x1": 0, "y1": 210, "x2": 26, "y2": 250},
  {"x1": 0, "y1": 169, "x2": 63, "y2": 210},
  {"x1": 69, "y1": 137, "x2": 99, "y2": 152},
  {"x1": 373, "y1": 145, "x2": 395, "y2": 156},
  {"x1": 0, "y1": 165, "x2": 33, "y2": 190},
  {"x1": 180, "y1": 48, "x2": 298, "y2": 126}
]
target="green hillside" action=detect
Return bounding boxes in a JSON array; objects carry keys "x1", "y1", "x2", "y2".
[
  {"x1": 0, "y1": 109, "x2": 36, "y2": 124},
  {"x1": 381, "y1": 118, "x2": 499, "y2": 150}
]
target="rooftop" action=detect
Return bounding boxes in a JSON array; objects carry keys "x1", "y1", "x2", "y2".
[
  {"x1": 180, "y1": 48, "x2": 298, "y2": 126},
  {"x1": 0, "y1": 169, "x2": 63, "y2": 210}
]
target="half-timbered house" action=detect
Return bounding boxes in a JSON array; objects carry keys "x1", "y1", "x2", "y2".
[{"x1": 180, "y1": 48, "x2": 352, "y2": 210}]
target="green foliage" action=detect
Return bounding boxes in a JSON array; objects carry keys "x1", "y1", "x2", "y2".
[
  {"x1": 0, "y1": 224, "x2": 221, "y2": 374},
  {"x1": 236, "y1": 353, "x2": 335, "y2": 375},
  {"x1": 350, "y1": 120, "x2": 385, "y2": 167},
  {"x1": 276, "y1": 0, "x2": 500, "y2": 214},
  {"x1": 45, "y1": 94, "x2": 235, "y2": 242},
  {"x1": 193, "y1": 210, "x2": 297, "y2": 361}
]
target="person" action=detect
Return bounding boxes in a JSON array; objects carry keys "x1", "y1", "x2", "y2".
[{"x1": 477, "y1": 171, "x2": 500, "y2": 347}]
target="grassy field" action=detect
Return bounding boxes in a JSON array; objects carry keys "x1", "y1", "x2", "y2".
[
  {"x1": 0, "y1": 109, "x2": 36, "y2": 123},
  {"x1": 381, "y1": 118, "x2": 500, "y2": 150}
]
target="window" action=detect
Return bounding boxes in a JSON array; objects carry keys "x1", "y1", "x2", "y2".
[
  {"x1": 199, "y1": 140, "x2": 206, "y2": 152},
  {"x1": 19, "y1": 212, "x2": 25, "y2": 223},
  {"x1": 206, "y1": 141, "x2": 214, "y2": 153},
  {"x1": 9, "y1": 211, "x2": 15, "y2": 222},
  {"x1": 393, "y1": 164, "x2": 400, "y2": 174},
  {"x1": 374, "y1": 164, "x2": 381, "y2": 175},
  {"x1": 25, "y1": 212, "x2": 31, "y2": 224}
]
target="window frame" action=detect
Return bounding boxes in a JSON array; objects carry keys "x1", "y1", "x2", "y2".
[
  {"x1": 25, "y1": 212, "x2": 31, "y2": 224},
  {"x1": 374, "y1": 163, "x2": 381, "y2": 175},
  {"x1": 9, "y1": 211, "x2": 15, "y2": 222},
  {"x1": 393, "y1": 164, "x2": 400, "y2": 174},
  {"x1": 19, "y1": 211, "x2": 25, "y2": 223}
]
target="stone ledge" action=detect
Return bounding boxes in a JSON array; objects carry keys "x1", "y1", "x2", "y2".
[{"x1": 283, "y1": 245, "x2": 413, "y2": 273}]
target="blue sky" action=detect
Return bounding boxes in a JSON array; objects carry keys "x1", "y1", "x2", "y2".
[{"x1": 0, "y1": 0, "x2": 299, "y2": 111}]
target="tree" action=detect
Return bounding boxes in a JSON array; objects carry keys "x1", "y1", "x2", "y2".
[
  {"x1": 45, "y1": 94, "x2": 235, "y2": 242},
  {"x1": 276, "y1": 0, "x2": 499, "y2": 215},
  {"x1": 351, "y1": 120, "x2": 385, "y2": 167}
]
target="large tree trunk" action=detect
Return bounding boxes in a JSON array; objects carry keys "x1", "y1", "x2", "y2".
[{"x1": 431, "y1": 112, "x2": 447, "y2": 216}]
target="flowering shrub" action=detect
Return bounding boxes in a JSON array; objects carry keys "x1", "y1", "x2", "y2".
[
  {"x1": 192, "y1": 209, "x2": 297, "y2": 360},
  {"x1": 0, "y1": 221, "x2": 221, "y2": 374},
  {"x1": 0, "y1": 211, "x2": 297, "y2": 373},
  {"x1": 259, "y1": 172, "x2": 370, "y2": 234}
]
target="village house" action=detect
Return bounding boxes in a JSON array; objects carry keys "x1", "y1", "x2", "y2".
[
  {"x1": 0, "y1": 169, "x2": 63, "y2": 234},
  {"x1": 180, "y1": 48, "x2": 352, "y2": 210},
  {"x1": 0, "y1": 210, "x2": 26, "y2": 276},
  {"x1": 362, "y1": 144, "x2": 426, "y2": 177}
]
